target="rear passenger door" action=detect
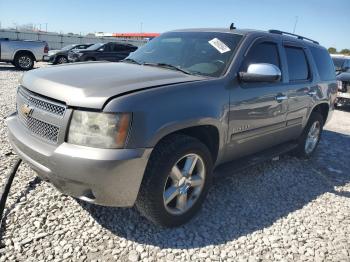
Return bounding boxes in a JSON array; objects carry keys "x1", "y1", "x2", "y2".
[
  {"x1": 226, "y1": 38, "x2": 290, "y2": 160},
  {"x1": 282, "y1": 43, "x2": 314, "y2": 137}
]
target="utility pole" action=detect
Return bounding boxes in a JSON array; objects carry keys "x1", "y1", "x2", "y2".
[
  {"x1": 45, "y1": 23, "x2": 48, "y2": 32},
  {"x1": 293, "y1": 16, "x2": 298, "y2": 34},
  {"x1": 140, "y1": 22, "x2": 143, "y2": 34}
]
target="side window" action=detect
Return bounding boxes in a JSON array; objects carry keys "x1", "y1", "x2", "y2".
[
  {"x1": 102, "y1": 44, "x2": 112, "y2": 52},
  {"x1": 241, "y1": 42, "x2": 281, "y2": 72},
  {"x1": 284, "y1": 46, "x2": 309, "y2": 81},
  {"x1": 115, "y1": 44, "x2": 127, "y2": 51},
  {"x1": 310, "y1": 47, "x2": 336, "y2": 81}
]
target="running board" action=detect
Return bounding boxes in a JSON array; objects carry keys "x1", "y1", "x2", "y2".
[{"x1": 214, "y1": 142, "x2": 298, "y2": 176}]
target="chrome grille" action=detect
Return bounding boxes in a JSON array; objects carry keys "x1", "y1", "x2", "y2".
[
  {"x1": 18, "y1": 113, "x2": 59, "y2": 142},
  {"x1": 18, "y1": 87, "x2": 66, "y2": 116},
  {"x1": 16, "y1": 87, "x2": 67, "y2": 143}
]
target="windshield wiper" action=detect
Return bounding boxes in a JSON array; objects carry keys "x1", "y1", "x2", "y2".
[
  {"x1": 142, "y1": 62, "x2": 193, "y2": 75},
  {"x1": 121, "y1": 58, "x2": 142, "y2": 65}
]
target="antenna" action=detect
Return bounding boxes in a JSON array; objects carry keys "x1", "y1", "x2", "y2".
[{"x1": 230, "y1": 23, "x2": 236, "y2": 30}]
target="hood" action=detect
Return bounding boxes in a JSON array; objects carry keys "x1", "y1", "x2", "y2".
[{"x1": 21, "y1": 62, "x2": 205, "y2": 109}]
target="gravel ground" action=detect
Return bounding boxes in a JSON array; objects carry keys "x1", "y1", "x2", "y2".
[{"x1": 0, "y1": 62, "x2": 349, "y2": 262}]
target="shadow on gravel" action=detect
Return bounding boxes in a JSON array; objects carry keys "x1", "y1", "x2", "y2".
[
  {"x1": 0, "y1": 175, "x2": 42, "y2": 246},
  {"x1": 79, "y1": 130, "x2": 350, "y2": 249}
]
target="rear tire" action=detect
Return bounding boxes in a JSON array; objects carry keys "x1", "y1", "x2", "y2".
[
  {"x1": 293, "y1": 112, "x2": 324, "y2": 158},
  {"x1": 14, "y1": 53, "x2": 34, "y2": 70},
  {"x1": 136, "y1": 134, "x2": 213, "y2": 227}
]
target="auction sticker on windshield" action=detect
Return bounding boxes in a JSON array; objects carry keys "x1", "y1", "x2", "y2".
[{"x1": 208, "y1": 38, "x2": 231, "y2": 54}]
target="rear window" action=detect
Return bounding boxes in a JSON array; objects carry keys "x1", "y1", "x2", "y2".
[
  {"x1": 284, "y1": 46, "x2": 309, "y2": 81},
  {"x1": 311, "y1": 47, "x2": 336, "y2": 81}
]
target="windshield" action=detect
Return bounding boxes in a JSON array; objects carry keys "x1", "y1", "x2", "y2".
[
  {"x1": 332, "y1": 57, "x2": 345, "y2": 70},
  {"x1": 61, "y1": 44, "x2": 76, "y2": 51},
  {"x1": 86, "y1": 43, "x2": 104, "y2": 50},
  {"x1": 126, "y1": 32, "x2": 243, "y2": 77}
]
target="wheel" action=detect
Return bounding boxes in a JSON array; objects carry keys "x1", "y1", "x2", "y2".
[
  {"x1": 14, "y1": 53, "x2": 34, "y2": 70},
  {"x1": 55, "y1": 56, "x2": 68, "y2": 64},
  {"x1": 293, "y1": 112, "x2": 324, "y2": 158},
  {"x1": 136, "y1": 134, "x2": 213, "y2": 227}
]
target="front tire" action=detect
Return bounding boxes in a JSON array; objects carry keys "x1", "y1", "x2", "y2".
[
  {"x1": 293, "y1": 112, "x2": 324, "y2": 158},
  {"x1": 55, "y1": 56, "x2": 68, "y2": 64},
  {"x1": 136, "y1": 134, "x2": 213, "y2": 227}
]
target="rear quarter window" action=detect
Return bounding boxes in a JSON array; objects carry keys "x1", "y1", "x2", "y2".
[{"x1": 310, "y1": 47, "x2": 336, "y2": 81}]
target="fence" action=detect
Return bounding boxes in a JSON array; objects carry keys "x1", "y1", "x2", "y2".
[{"x1": 0, "y1": 29, "x2": 146, "y2": 50}]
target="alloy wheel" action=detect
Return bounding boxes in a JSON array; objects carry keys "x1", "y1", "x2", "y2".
[
  {"x1": 163, "y1": 153, "x2": 205, "y2": 215},
  {"x1": 305, "y1": 121, "x2": 321, "y2": 154}
]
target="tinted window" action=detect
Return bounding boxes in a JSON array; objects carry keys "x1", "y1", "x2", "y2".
[
  {"x1": 241, "y1": 42, "x2": 280, "y2": 72},
  {"x1": 284, "y1": 46, "x2": 309, "y2": 81},
  {"x1": 311, "y1": 47, "x2": 336, "y2": 81}
]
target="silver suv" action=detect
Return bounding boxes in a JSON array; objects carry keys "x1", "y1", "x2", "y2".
[{"x1": 6, "y1": 28, "x2": 337, "y2": 226}]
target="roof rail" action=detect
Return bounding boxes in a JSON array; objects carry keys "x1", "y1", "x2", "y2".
[{"x1": 268, "y1": 29, "x2": 319, "y2": 45}]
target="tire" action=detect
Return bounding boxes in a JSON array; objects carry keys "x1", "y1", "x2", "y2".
[
  {"x1": 14, "y1": 53, "x2": 34, "y2": 70},
  {"x1": 293, "y1": 112, "x2": 324, "y2": 158},
  {"x1": 55, "y1": 56, "x2": 68, "y2": 64},
  {"x1": 136, "y1": 134, "x2": 213, "y2": 227}
]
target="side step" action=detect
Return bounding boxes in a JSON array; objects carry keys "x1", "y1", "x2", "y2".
[{"x1": 214, "y1": 142, "x2": 298, "y2": 176}]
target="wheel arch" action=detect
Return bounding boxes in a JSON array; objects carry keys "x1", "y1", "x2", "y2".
[
  {"x1": 149, "y1": 123, "x2": 221, "y2": 163},
  {"x1": 13, "y1": 50, "x2": 36, "y2": 61},
  {"x1": 309, "y1": 102, "x2": 329, "y2": 124}
]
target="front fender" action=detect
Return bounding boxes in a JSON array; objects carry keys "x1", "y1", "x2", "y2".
[{"x1": 103, "y1": 79, "x2": 230, "y2": 150}]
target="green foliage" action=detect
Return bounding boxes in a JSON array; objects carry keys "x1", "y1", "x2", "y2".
[
  {"x1": 328, "y1": 47, "x2": 337, "y2": 54},
  {"x1": 340, "y1": 49, "x2": 350, "y2": 55}
]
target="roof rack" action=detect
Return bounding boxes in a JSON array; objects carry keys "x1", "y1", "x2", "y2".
[{"x1": 268, "y1": 29, "x2": 319, "y2": 45}]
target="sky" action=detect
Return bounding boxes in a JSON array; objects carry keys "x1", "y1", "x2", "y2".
[{"x1": 0, "y1": 0, "x2": 349, "y2": 50}]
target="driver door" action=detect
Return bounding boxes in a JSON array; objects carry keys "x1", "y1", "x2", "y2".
[{"x1": 225, "y1": 38, "x2": 290, "y2": 161}]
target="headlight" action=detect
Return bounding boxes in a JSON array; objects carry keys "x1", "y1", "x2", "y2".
[{"x1": 68, "y1": 111, "x2": 131, "y2": 149}]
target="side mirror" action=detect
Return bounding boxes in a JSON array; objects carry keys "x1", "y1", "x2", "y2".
[{"x1": 239, "y1": 63, "x2": 281, "y2": 83}]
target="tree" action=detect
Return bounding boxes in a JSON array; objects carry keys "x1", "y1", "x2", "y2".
[
  {"x1": 340, "y1": 49, "x2": 350, "y2": 55},
  {"x1": 328, "y1": 47, "x2": 337, "y2": 54}
]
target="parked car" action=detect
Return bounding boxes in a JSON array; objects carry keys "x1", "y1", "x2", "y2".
[
  {"x1": 6, "y1": 28, "x2": 336, "y2": 227},
  {"x1": 44, "y1": 44, "x2": 93, "y2": 64},
  {"x1": 68, "y1": 42, "x2": 137, "y2": 62},
  {"x1": 0, "y1": 38, "x2": 49, "y2": 70},
  {"x1": 331, "y1": 55, "x2": 350, "y2": 106}
]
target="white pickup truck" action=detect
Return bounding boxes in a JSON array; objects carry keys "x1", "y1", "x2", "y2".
[{"x1": 0, "y1": 38, "x2": 49, "y2": 70}]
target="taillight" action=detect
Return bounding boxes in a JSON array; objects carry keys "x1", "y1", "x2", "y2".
[{"x1": 44, "y1": 43, "x2": 49, "y2": 54}]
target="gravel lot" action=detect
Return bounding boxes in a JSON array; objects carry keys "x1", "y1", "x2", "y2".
[{"x1": 0, "y1": 62, "x2": 349, "y2": 262}]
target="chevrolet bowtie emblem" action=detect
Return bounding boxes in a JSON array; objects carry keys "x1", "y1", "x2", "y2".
[{"x1": 21, "y1": 104, "x2": 33, "y2": 117}]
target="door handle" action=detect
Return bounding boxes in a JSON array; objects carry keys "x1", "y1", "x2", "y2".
[
  {"x1": 308, "y1": 90, "x2": 317, "y2": 96},
  {"x1": 275, "y1": 95, "x2": 288, "y2": 102}
]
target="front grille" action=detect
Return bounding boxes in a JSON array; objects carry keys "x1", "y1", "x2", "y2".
[
  {"x1": 17, "y1": 87, "x2": 67, "y2": 143},
  {"x1": 18, "y1": 113, "x2": 59, "y2": 142},
  {"x1": 18, "y1": 87, "x2": 66, "y2": 116}
]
